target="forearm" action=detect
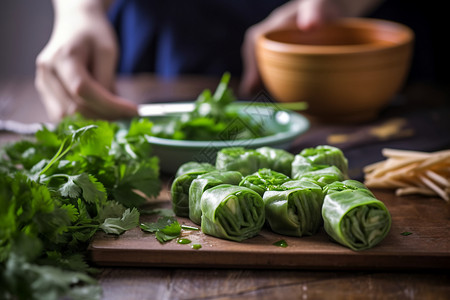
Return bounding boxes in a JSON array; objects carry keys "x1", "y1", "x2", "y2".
[{"x1": 52, "y1": 0, "x2": 114, "y2": 17}]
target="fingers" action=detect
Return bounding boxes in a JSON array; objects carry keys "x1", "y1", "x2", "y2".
[
  {"x1": 239, "y1": 26, "x2": 263, "y2": 97},
  {"x1": 36, "y1": 47, "x2": 137, "y2": 122},
  {"x1": 56, "y1": 57, "x2": 138, "y2": 120},
  {"x1": 35, "y1": 54, "x2": 76, "y2": 122},
  {"x1": 91, "y1": 33, "x2": 119, "y2": 92},
  {"x1": 240, "y1": 3, "x2": 298, "y2": 97}
]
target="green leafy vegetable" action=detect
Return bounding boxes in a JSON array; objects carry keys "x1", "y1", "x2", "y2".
[
  {"x1": 0, "y1": 114, "x2": 161, "y2": 299},
  {"x1": 99, "y1": 208, "x2": 140, "y2": 235},
  {"x1": 140, "y1": 216, "x2": 182, "y2": 243},
  {"x1": 151, "y1": 72, "x2": 272, "y2": 141}
]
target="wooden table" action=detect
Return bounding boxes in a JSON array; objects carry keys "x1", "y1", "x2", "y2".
[{"x1": 1, "y1": 75, "x2": 449, "y2": 300}]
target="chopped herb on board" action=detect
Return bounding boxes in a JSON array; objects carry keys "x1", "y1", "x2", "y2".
[
  {"x1": 273, "y1": 239, "x2": 288, "y2": 248},
  {"x1": 401, "y1": 231, "x2": 413, "y2": 236}
]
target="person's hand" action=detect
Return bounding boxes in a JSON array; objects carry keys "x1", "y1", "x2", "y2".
[
  {"x1": 35, "y1": 0, "x2": 138, "y2": 122},
  {"x1": 239, "y1": 0, "x2": 383, "y2": 97}
]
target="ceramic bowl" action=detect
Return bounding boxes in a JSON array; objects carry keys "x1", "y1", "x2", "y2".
[
  {"x1": 141, "y1": 102, "x2": 309, "y2": 174},
  {"x1": 256, "y1": 18, "x2": 414, "y2": 122}
]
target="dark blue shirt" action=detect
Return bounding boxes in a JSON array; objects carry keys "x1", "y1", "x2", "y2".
[{"x1": 108, "y1": 0, "x2": 288, "y2": 78}]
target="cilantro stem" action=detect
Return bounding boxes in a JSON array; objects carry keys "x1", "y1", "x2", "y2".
[{"x1": 40, "y1": 137, "x2": 72, "y2": 175}]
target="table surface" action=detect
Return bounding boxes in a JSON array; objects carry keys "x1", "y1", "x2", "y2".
[{"x1": 1, "y1": 75, "x2": 449, "y2": 300}]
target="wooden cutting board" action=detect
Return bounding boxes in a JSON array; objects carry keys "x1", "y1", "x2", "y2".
[{"x1": 88, "y1": 189, "x2": 450, "y2": 270}]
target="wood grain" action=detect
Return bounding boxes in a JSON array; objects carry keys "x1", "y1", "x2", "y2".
[{"x1": 88, "y1": 188, "x2": 450, "y2": 270}]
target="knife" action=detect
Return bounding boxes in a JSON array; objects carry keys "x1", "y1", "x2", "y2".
[
  {"x1": 1, "y1": 102, "x2": 306, "y2": 135},
  {"x1": 0, "y1": 103, "x2": 195, "y2": 135}
]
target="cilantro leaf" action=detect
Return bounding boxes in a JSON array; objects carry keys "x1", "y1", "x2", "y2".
[
  {"x1": 99, "y1": 208, "x2": 140, "y2": 235},
  {"x1": 140, "y1": 216, "x2": 181, "y2": 243}
]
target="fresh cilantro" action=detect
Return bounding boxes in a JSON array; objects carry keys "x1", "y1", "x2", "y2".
[
  {"x1": 0, "y1": 114, "x2": 161, "y2": 299},
  {"x1": 99, "y1": 208, "x2": 140, "y2": 235},
  {"x1": 140, "y1": 216, "x2": 182, "y2": 243}
]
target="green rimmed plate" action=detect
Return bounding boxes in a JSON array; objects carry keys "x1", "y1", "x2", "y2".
[{"x1": 139, "y1": 102, "x2": 309, "y2": 174}]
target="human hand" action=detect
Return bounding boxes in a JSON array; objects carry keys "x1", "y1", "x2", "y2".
[
  {"x1": 239, "y1": 0, "x2": 383, "y2": 97},
  {"x1": 35, "y1": 0, "x2": 138, "y2": 122}
]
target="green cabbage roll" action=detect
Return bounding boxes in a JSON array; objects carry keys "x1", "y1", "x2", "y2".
[
  {"x1": 200, "y1": 184, "x2": 265, "y2": 241},
  {"x1": 175, "y1": 161, "x2": 216, "y2": 178},
  {"x1": 293, "y1": 145, "x2": 348, "y2": 177},
  {"x1": 324, "y1": 180, "x2": 375, "y2": 198},
  {"x1": 295, "y1": 165, "x2": 344, "y2": 187},
  {"x1": 263, "y1": 180, "x2": 324, "y2": 237},
  {"x1": 171, "y1": 164, "x2": 215, "y2": 217},
  {"x1": 239, "y1": 168, "x2": 292, "y2": 196},
  {"x1": 322, "y1": 189, "x2": 391, "y2": 251},
  {"x1": 256, "y1": 147, "x2": 294, "y2": 176},
  {"x1": 189, "y1": 171, "x2": 243, "y2": 224},
  {"x1": 215, "y1": 147, "x2": 269, "y2": 176}
]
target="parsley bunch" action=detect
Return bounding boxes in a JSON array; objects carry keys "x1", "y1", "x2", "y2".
[{"x1": 0, "y1": 115, "x2": 161, "y2": 300}]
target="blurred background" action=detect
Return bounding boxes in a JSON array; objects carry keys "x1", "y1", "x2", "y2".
[{"x1": 0, "y1": 0, "x2": 53, "y2": 80}]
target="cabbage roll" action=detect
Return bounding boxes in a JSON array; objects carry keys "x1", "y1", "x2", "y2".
[
  {"x1": 239, "y1": 168, "x2": 291, "y2": 196},
  {"x1": 263, "y1": 180, "x2": 324, "y2": 237},
  {"x1": 175, "y1": 161, "x2": 216, "y2": 178},
  {"x1": 215, "y1": 147, "x2": 269, "y2": 176},
  {"x1": 322, "y1": 189, "x2": 391, "y2": 251},
  {"x1": 171, "y1": 166, "x2": 215, "y2": 217},
  {"x1": 324, "y1": 180, "x2": 375, "y2": 198},
  {"x1": 256, "y1": 147, "x2": 294, "y2": 175},
  {"x1": 295, "y1": 165, "x2": 344, "y2": 187},
  {"x1": 200, "y1": 184, "x2": 265, "y2": 241},
  {"x1": 189, "y1": 171, "x2": 243, "y2": 224},
  {"x1": 293, "y1": 145, "x2": 348, "y2": 177}
]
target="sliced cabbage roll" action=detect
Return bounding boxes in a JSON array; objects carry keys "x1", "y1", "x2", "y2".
[
  {"x1": 324, "y1": 180, "x2": 375, "y2": 198},
  {"x1": 239, "y1": 168, "x2": 292, "y2": 196},
  {"x1": 256, "y1": 147, "x2": 294, "y2": 176},
  {"x1": 322, "y1": 189, "x2": 391, "y2": 251},
  {"x1": 295, "y1": 165, "x2": 344, "y2": 187},
  {"x1": 175, "y1": 161, "x2": 216, "y2": 178},
  {"x1": 189, "y1": 171, "x2": 243, "y2": 224},
  {"x1": 215, "y1": 147, "x2": 269, "y2": 176},
  {"x1": 293, "y1": 145, "x2": 348, "y2": 177},
  {"x1": 200, "y1": 184, "x2": 265, "y2": 241},
  {"x1": 263, "y1": 180, "x2": 324, "y2": 237},
  {"x1": 171, "y1": 166, "x2": 215, "y2": 217}
]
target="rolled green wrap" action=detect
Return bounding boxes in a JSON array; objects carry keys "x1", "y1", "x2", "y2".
[
  {"x1": 293, "y1": 145, "x2": 348, "y2": 178},
  {"x1": 322, "y1": 189, "x2": 391, "y2": 251},
  {"x1": 239, "y1": 168, "x2": 292, "y2": 196},
  {"x1": 189, "y1": 171, "x2": 243, "y2": 225},
  {"x1": 215, "y1": 147, "x2": 269, "y2": 176},
  {"x1": 171, "y1": 164, "x2": 216, "y2": 217},
  {"x1": 200, "y1": 184, "x2": 265, "y2": 241},
  {"x1": 175, "y1": 161, "x2": 216, "y2": 178},
  {"x1": 295, "y1": 165, "x2": 344, "y2": 187},
  {"x1": 256, "y1": 147, "x2": 294, "y2": 176},
  {"x1": 263, "y1": 180, "x2": 324, "y2": 237},
  {"x1": 324, "y1": 180, "x2": 375, "y2": 198}
]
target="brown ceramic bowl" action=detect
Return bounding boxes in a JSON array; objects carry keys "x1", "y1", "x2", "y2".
[{"x1": 256, "y1": 18, "x2": 414, "y2": 122}]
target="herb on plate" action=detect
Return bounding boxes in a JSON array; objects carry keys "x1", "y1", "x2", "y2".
[{"x1": 150, "y1": 72, "x2": 273, "y2": 141}]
